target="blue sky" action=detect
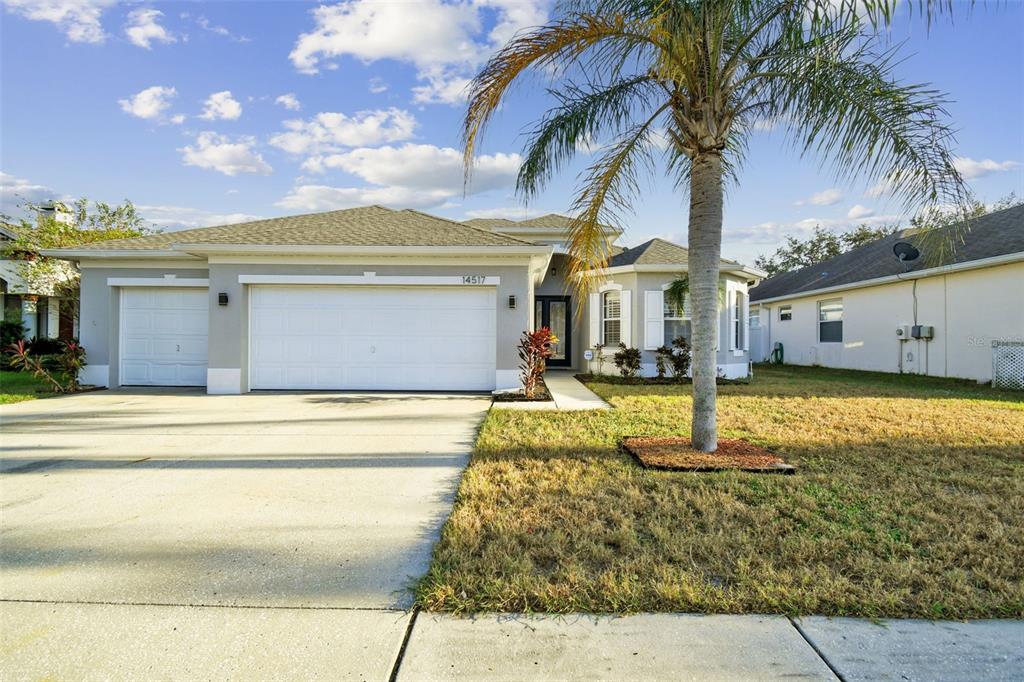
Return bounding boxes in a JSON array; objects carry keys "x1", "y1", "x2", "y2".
[{"x1": 1, "y1": 0, "x2": 1021, "y2": 264}]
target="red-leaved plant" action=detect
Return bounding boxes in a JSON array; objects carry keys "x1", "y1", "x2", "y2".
[
  {"x1": 8, "y1": 339, "x2": 87, "y2": 393},
  {"x1": 517, "y1": 327, "x2": 558, "y2": 399}
]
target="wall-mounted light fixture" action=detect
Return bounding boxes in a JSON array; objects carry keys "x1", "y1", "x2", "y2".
[
  {"x1": 218, "y1": 292, "x2": 229, "y2": 306},
  {"x1": 508, "y1": 295, "x2": 517, "y2": 309},
  {"x1": 550, "y1": 267, "x2": 557, "y2": 276}
]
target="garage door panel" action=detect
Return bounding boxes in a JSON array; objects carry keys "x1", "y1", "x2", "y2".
[
  {"x1": 119, "y1": 288, "x2": 208, "y2": 387},
  {"x1": 249, "y1": 286, "x2": 496, "y2": 391}
]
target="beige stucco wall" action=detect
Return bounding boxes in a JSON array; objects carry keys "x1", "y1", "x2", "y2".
[
  {"x1": 752, "y1": 260, "x2": 1024, "y2": 382},
  {"x1": 77, "y1": 259, "x2": 533, "y2": 392},
  {"x1": 78, "y1": 265, "x2": 210, "y2": 387}
]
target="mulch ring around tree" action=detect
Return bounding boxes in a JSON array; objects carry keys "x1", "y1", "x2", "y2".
[{"x1": 621, "y1": 436, "x2": 795, "y2": 474}]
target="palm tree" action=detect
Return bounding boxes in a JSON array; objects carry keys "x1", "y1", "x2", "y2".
[{"x1": 463, "y1": 0, "x2": 967, "y2": 451}]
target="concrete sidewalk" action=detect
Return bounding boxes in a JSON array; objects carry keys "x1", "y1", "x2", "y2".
[{"x1": 394, "y1": 613, "x2": 1024, "y2": 681}]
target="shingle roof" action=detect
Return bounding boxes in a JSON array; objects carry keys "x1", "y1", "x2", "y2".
[
  {"x1": 462, "y1": 213, "x2": 620, "y2": 233},
  {"x1": 609, "y1": 238, "x2": 742, "y2": 268},
  {"x1": 70, "y1": 206, "x2": 535, "y2": 251},
  {"x1": 750, "y1": 204, "x2": 1024, "y2": 302}
]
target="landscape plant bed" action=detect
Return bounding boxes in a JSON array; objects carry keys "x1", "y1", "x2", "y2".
[
  {"x1": 621, "y1": 436, "x2": 795, "y2": 473},
  {"x1": 576, "y1": 373, "x2": 750, "y2": 386},
  {"x1": 492, "y1": 378, "x2": 551, "y2": 402}
]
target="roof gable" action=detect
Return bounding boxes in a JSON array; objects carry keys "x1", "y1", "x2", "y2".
[{"x1": 750, "y1": 204, "x2": 1024, "y2": 302}]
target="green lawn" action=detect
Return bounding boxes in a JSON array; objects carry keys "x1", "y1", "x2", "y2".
[
  {"x1": 0, "y1": 370, "x2": 54, "y2": 404},
  {"x1": 417, "y1": 364, "x2": 1024, "y2": 619}
]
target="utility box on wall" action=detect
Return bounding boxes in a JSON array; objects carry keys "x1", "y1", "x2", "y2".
[{"x1": 911, "y1": 325, "x2": 934, "y2": 339}]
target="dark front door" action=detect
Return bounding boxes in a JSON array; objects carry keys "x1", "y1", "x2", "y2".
[{"x1": 535, "y1": 295, "x2": 571, "y2": 368}]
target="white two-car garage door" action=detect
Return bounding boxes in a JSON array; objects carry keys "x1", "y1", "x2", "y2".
[
  {"x1": 120, "y1": 288, "x2": 209, "y2": 386},
  {"x1": 249, "y1": 286, "x2": 496, "y2": 391}
]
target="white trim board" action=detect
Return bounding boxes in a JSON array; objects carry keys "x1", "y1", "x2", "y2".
[
  {"x1": 237, "y1": 274, "x2": 500, "y2": 286},
  {"x1": 107, "y1": 277, "x2": 210, "y2": 287}
]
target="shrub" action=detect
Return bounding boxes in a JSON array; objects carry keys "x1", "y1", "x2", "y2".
[
  {"x1": 28, "y1": 337, "x2": 65, "y2": 355},
  {"x1": 613, "y1": 343, "x2": 641, "y2": 378},
  {"x1": 517, "y1": 327, "x2": 558, "y2": 398},
  {"x1": 655, "y1": 336, "x2": 692, "y2": 381},
  {"x1": 1, "y1": 320, "x2": 26, "y2": 351},
  {"x1": 8, "y1": 339, "x2": 87, "y2": 393}
]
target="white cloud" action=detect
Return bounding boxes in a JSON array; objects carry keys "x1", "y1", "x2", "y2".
[
  {"x1": 411, "y1": 68, "x2": 471, "y2": 105},
  {"x1": 0, "y1": 171, "x2": 62, "y2": 215},
  {"x1": 119, "y1": 85, "x2": 178, "y2": 120},
  {"x1": 727, "y1": 213, "x2": 901, "y2": 245},
  {"x1": 169, "y1": 113, "x2": 186, "y2": 125},
  {"x1": 847, "y1": 204, "x2": 874, "y2": 220},
  {"x1": 368, "y1": 77, "x2": 388, "y2": 94},
  {"x1": 275, "y1": 93, "x2": 301, "y2": 111},
  {"x1": 195, "y1": 15, "x2": 249, "y2": 42},
  {"x1": 179, "y1": 132, "x2": 272, "y2": 176},
  {"x1": 275, "y1": 185, "x2": 455, "y2": 211},
  {"x1": 464, "y1": 206, "x2": 550, "y2": 220},
  {"x1": 953, "y1": 157, "x2": 1020, "y2": 180},
  {"x1": 199, "y1": 90, "x2": 243, "y2": 121},
  {"x1": 289, "y1": 0, "x2": 546, "y2": 105},
  {"x1": 796, "y1": 188, "x2": 844, "y2": 207},
  {"x1": 279, "y1": 144, "x2": 521, "y2": 212},
  {"x1": 124, "y1": 8, "x2": 176, "y2": 49},
  {"x1": 137, "y1": 204, "x2": 262, "y2": 230},
  {"x1": 2, "y1": 0, "x2": 115, "y2": 44},
  {"x1": 302, "y1": 143, "x2": 520, "y2": 194},
  {"x1": 269, "y1": 108, "x2": 417, "y2": 155}
]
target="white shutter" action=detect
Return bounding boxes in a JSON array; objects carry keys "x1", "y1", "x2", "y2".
[
  {"x1": 728, "y1": 287, "x2": 736, "y2": 351},
  {"x1": 742, "y1": 290, "x2": 750, "y2": 351},
  {"x1": 620, "y1": 290, "x2": 632, "y2": 347},
  {"x1": 589, "y1": 292, "x2": 601, "y2": 347},
  {"x1": 644, "y1": 290, "x2": 664, "y2": 350}
]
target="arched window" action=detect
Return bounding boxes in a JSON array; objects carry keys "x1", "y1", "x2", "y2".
[{"x1": 602, "y1": 290, "x2": 621, "y2": 345}]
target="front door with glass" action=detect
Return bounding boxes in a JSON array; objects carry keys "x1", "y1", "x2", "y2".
[{"x1": 535, "y1": 295, "x2": 571, "y2": 368}]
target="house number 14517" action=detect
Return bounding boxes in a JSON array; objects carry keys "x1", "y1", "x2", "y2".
[{"x1": 462, "y1": 275, "x2": 486, "y2": 284}]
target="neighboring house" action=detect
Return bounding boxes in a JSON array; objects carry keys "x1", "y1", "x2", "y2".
[
  {"x1": 0, "y1": 225, "x2": 68, "y2": 340},
  {"x1": 43, "y1": 206, "x2": 764, "y2": 393},
  {"x1": 749, "y1": 204, "x2": 1024, "y2": 383}
]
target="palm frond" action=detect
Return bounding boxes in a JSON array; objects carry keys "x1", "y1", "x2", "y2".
[
  {"x1": 565, "y1": 103, "x2": 669, "y2": 305},
  {"x1": 518, "y1": 75, "x2": 665, "y2": 198},
  {"x1": 463, "y1": 13, "x2": 662, "y2": 184}
]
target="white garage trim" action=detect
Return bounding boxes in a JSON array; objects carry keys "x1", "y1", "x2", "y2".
[
  {"x1": 108, "y1": 277, "x2": 210, "y2": 287},
  {"x1": 238, "y1": 274, "x2": 500, "y2": 286}
]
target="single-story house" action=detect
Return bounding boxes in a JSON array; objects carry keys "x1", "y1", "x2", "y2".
[
  {"x1": 1, "y1": 225, "x2": 72, "y2": 340},
  {"x1": 749, "y1": 204, "x2": 1024, "y2": 383},
  {"x1": 44, "y1": 206, "x2": 764, "y2": 393}
]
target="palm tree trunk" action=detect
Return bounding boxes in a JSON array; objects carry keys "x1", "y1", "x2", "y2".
[{"x1": 687, "y1": 152, "x2": 724, "y2": 452}]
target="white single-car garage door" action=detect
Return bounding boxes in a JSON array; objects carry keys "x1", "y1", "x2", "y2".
[
  {"x1": 249, "y1": 286, "x2": 496, "y2": 391},
  {"x1": 120, "y1": 288, "x2": 209, "y2": 386}
]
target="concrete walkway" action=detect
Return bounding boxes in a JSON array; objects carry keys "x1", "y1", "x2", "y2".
[
  {"x1": 392, "y1": 613, "x2": 1023, "y2": 681},
  {"x1": 492, "y1": 371, "x2": 610, "y2": 411}
]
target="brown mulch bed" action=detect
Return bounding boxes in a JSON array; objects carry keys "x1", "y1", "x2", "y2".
[
  {"x1": 492, "y1": 378, "x2": 552, "y2": 402},
  {"x1": 621, "y1": 436, "x2": 795, "y2": 474}
]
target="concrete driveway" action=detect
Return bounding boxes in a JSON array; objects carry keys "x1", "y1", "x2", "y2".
[{"x1": 0, "y1": 388, "x2": 489, "y2": 680}]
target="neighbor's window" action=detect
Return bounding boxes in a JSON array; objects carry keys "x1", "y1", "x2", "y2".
[
  {"x1": 602, "y1": 290, "x2": 621, "y2": 345},
  {"x1": 749, "y1": 309, "x2": 760, "y2": 329},
  {"x1": 733, "y1": 291, "x2": 746, "y2": 350},
  {"x1": 818, "y1": 299, "x2": 843, "y2": 343},
  {"x1": 663, "y1": 295, "x2": 690, "y2": 344},
  {"x1": 779, "y1": 305, "x2": 792, "y2": 321}
]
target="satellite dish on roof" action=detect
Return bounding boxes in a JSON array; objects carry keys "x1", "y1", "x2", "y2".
[{"x1": 893, "y1": 242, "x2": 920, "y2": 263}]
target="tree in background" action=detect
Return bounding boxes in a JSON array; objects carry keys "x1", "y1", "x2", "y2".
[
  {"x1": 462, "y1": 0, "x2": 968, "y2": 452},
  {"x1": 2, "y1": 198, "x2": 152, "y2": 322},
  {"x1": 755, "y1": 193, "x2": 1020, "y2": 278},
  {"x1": 755, "y1": 224, "x2": 898, "y2": 277}
]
